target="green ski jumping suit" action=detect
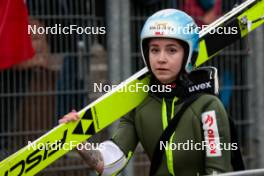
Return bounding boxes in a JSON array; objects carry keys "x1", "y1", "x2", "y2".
[{"x1": 112, "y1": 80, "x2": 232, "y2": 176}]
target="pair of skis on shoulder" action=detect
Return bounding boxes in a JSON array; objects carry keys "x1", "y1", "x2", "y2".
[{"x1": 0, "y1": 0, "x2": 263, "y2": 175}]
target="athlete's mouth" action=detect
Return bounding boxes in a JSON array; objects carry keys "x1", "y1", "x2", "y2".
[{"x1": 156, "y1": 68, "x2": 169, "y2": 71}]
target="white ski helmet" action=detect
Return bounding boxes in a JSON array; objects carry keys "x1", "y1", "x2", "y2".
[{"x1": 140, "y1": 9, "x2": 199, "y2": 73}]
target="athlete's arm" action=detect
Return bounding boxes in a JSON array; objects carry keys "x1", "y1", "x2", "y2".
[
  {"x1": 78, "y1": 140, "x2": 128, "y2": 175},
  {"x1": 59, "y1": 111, "x2": 104, "y2": 173},
  {"x1": 59, "y1": 111, "x2": 127, "y2": 175},
  {"x1": 77, "y1": 143, "x2": 103, "y2": 173},
  {"x1": 200, "y1": 97, "x2": 232, "y2": 174}
]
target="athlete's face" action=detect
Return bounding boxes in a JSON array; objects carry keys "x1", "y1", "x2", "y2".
[{"x1": 149, "y1": 38, "x2": 185, "y2": 84}]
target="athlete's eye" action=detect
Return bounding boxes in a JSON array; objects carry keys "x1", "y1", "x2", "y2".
[
  {"x1": 167, "y1": 47, "x2": 177, "y2": 54},
  {"x1": 150, "y1": 47, "x2": 159, "y2": 54}
]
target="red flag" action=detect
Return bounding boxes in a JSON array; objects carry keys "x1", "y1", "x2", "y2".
[{"x1": 0, "y1": 0, "x2": 35, "y2": 70}]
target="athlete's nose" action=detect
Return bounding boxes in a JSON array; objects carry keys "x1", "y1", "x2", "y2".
[{"x1": 157, "y1": 50, "x2": 167, "y2": 63}]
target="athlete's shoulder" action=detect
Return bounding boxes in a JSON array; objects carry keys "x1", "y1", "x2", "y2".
[
  {"x1": 135, "y1": 93, "x2": 161, "y2": 112},
  {"x1": 188, "y1": 94, "x2": 227, "y2": 123},
  {"x1": 197, "y1": 94, "x2": 221, "y2": 103},
  {"x1": 191, "y1": 94, "x2": 224, "y2": 111}
]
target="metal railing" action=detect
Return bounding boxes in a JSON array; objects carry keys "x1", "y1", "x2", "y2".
[{"x1": 216, "y1": 168, "x2": 264, "y2": 176}]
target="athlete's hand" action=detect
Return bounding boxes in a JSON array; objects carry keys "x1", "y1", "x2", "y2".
[
  {"x1": 58, "y1": 110, "x2": 104, "y2": 173},
  {"x1": 58, "y1": 109, "x2": 80, "y2": 124}
]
